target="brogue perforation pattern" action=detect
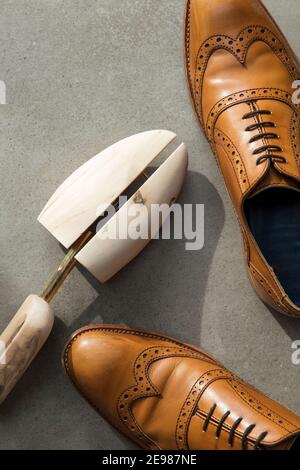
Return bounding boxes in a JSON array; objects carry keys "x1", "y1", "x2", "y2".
[
  {"x1": 228, "y1": 378, "x2": 300, "y2": 434},
  {"x1": 63, "y1": 328, "x2": 219, "y2": 449},
  {"x1": 117, "y1": 345, "x2": 204, "y2": 448},
  {"x1": 176, "y1": 372, "x2": 299, "y2": 450},
  {"x1": 214, "y1": 129, "x2": 250, "y2": 192},
  {"x1": 176, "y1": 368, "x2": 233, "y2": 450},
  {"x1": 290, "y1": 112, "x2": 300, "y2": 172},
  {"x1": 184, "y1": 16, "x2": 300, "y2": 128},
  {"x1": 249, "y1": 264, "x2": 296, "y2": 317},
  {"x1": 206, "y1": 88, "x2": 299, "y2": 141}
]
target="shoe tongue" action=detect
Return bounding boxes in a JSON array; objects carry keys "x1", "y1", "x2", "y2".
[{"x1": 249, "y1": 166, "x2": 300, "y2": 198}]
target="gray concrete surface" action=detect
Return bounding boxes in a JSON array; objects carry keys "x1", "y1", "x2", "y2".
[{"x1": 0, "y1": 0, "x2": 300, "y2": 450}]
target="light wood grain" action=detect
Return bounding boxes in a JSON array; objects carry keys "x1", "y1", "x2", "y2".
[
  {"x1": 0, "y1": 295, "x2": 54, "y2": 404},
  {"x1": 38, "y1": 130, "x2": 176, "y2": 248},
  {"x1": 75, "y1": 143, "x2": 188, "y2": 282}
]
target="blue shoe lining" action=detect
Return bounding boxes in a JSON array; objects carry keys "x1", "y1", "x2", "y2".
[{"x1": 245, "y1": 188, "x2": 300, "y2": 308}]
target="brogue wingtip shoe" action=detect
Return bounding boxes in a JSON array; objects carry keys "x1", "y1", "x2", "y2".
[
  {"x1": 62, "y1": 326, "x2": 300, "y2": 450},
  {"x1": 184, "y1": 0, "x2": 300, "y2": 317}
]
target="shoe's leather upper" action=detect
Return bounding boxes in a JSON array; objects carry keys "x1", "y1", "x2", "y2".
[
  {"x1": 63, "y1": 326, "x2": 300, "y2": 450},
  {"x1": 185, "y1": 0, "x2": 300, "y2": 316}
]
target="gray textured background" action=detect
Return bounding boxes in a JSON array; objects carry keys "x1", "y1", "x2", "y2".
[{"x1": 0, "y1": 0, "x2": 300, "y2": 450}]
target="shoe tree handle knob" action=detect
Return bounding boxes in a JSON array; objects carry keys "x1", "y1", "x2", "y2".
[{"x1": 0, "y1": 295, "x2": 54, "y2": 404}]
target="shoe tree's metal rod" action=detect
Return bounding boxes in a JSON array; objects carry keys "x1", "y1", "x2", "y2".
[
  {"x1": 40, "y1": 171, "x2": 150, "y2": 304},
  {"x1": 40, "y1": 229, "x2": 94, "y2": 303}
]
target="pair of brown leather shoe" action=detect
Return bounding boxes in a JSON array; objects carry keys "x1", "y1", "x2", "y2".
[{"x1": 62, "y1": 0, "x2": 300, "y2": 450}]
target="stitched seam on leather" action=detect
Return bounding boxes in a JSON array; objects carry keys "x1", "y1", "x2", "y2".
[
  {"x1": 214, "y1": 142, "x2": 242, "y2": 191},
  {"x1": 176, "y1": 371, "x2": 223, "y2": 450},
  {"x1": 214, "y1": 128, "x2": 250, "y2": 192},
  {"x1": 190, "y1": 25, "x2": 300, "y2": 128},
  {"x1": 117, "y1": 397, "x2": 158, "y2": 450},
  {"x1": 117, "y1": 346, "x2": 205, "y2": 449},
  {"x1": 207, "y1": 130, "x2": 271, "y2": 277},
  {"x1": 64, "y1": 327, "x2": 217, "y2": 358},
  {"x1": 230, "y1": 381, "x2": 293, "y2": 431},
  {"x1": 175, "y1": 374, "x2": 203, "y2": 450},
  {"x1": 203, "y1": 135, "x2": 280, "y2": 307},
  {"x1": 63, "y1": 329, "x2": 221, "y2": 449},
  {"x1": 246, "y1": 216, "x2": 294, "y2": 295},
  {"x1": 227, "y1": 379, "x2": 298, "y2": 436},
  {"x1": 212, "y1": 125, "x2": 268, "y2": 193},
  {"x1": 272, "y1": 109, "x2": 300, "y2": 179},
  {"x1": 288, "y1": 111, "x2": 300, "y2": 174},
  {"x1": 62, "y1": 363, "x2": 147, "y2": 449},
  {"x1": 207, "y1": 88, "x2": 298, "y2": 141},
  {"x1": 62, "y1": 329, "x2": 214, "y2": 450},
  {"x1": 250, "y1": 263, "x2": 284, "y2": 304},
  {"x1": 175, "y1": 370, "x2": 234, "y2": 450},
  {"x1": 249, "y1": 263, "x2": 293, "y2": 315},
  {"x1": 247, "y1": 230, "x2": 300, "y2": 316},
  {"x1": 251, "y1": 264, "x2": 288, "y2": 312},
  {"x1": 184, "y1": 0, "x2": 192, "y2": 89}
]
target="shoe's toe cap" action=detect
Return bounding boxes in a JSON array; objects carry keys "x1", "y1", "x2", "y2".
[
  {"x1": 185, "y1": 0, "x2": 279, "y2": 78},
  {"x1": 63, "y1": 327, "x2": 136, "y2": 415},
  {"x1": 187, "y1": 0, "x2": 274, "y2": 37},
  {"x1": 62, "y1": 326, "x2": 177, "y2": 423}
]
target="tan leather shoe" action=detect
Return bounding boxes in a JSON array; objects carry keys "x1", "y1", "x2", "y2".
[
  {"x1": 184, "y1": 0, "x2": 300, "y2": 317},
  {"x1": 62, "y1": 325, "x2": 300, "y2": 450}
]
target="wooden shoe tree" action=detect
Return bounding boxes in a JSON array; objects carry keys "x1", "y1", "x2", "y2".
[{"x1": 0, "y1": 130, "x2": 188, "y2": 403}]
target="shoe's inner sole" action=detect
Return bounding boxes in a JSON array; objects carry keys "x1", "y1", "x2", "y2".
[{"x1": 244, "y1": 188, "x2": 300, "y2": 308}]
